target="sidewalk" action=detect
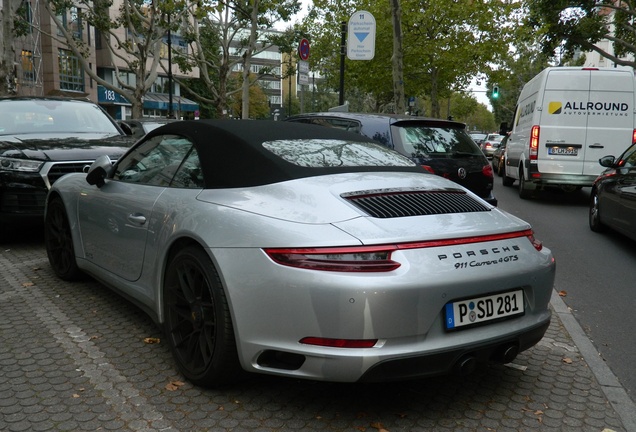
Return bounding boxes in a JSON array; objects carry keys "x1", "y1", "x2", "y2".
[{"x1": 1, "y1": 241, "x2": 635, "y2": 431}]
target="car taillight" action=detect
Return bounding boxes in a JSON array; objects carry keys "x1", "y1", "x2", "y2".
[
  {"x1": 632, "y1": 129, "x2": 636, "y2": 145},
  {"x1": 530, "y1": 125, "x2": 540, "y2": 160},
  {"x1": 482, "y1": 164, "x2": 493, "y2": 179},
  {"x1": 526, "y1": 231, "x2": 543, "y2": 251},
  {"x1": 422, "y1": 165, "x2": 435, "y2": 174},
  {"x1": 299, "y1": 337, "x2": 379, "y2": 348},
  {"x1": 264, "y1": 245, "x2": 401, "y2": 272}
]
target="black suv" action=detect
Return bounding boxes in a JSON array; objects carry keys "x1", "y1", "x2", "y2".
[
  {"x1": 0, "y1": 97, "x2": 136, "y2": 239},
  {"x1": 286, "y1": 112, "x2": 496, "y2": 206}
]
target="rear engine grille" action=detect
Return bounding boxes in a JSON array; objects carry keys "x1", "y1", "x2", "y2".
[{"x1": 342, "y1": 189, "x2": 490, "y2": 218}]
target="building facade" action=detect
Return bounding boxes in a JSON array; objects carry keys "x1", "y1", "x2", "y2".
[{"x1": 10, "y1": 0, "x2": 199, "y2": 120}]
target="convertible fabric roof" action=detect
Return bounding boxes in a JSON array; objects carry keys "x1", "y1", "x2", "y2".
[{"x1": 145, "y1": 119, "x2": 424, "y2": 189}]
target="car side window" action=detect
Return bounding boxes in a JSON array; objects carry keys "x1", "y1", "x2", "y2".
[
  {"x1": 170, "y1": 148, "x2": 204, "y2": 188},
  {"x1": 620, "y1": 145, "x2": 636, "y2": 168},
  {"x1": 113, "y1": 134, "x2": 196, "y2": 186}
]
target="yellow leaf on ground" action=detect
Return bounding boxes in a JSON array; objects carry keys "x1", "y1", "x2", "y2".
[
  {"x1": 165, "y1": 380, "x2": 185, "y2": 391},
  {"x1": 143, "y1": 337, "x2": 161, "y2": 344},
  {"x1": 370, "y1": 422, "x2": 389, "y2": 432}
]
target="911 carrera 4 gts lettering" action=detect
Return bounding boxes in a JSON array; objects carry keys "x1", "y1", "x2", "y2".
[
  {"x1": 438, "y1": 244, "x2": 521, "y2": 261},
  {"x1": 454, "y1": 255, "x2": 519, "y2": 269}
]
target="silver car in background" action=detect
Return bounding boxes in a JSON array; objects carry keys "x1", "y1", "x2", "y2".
[{"x1": 44, "y1": 120, "x2": 555, "y2": 387}]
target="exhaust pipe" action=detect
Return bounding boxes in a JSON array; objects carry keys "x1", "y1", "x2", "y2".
[
  {"x1": 492, "y1": 343, "x2": 519, "y2": 364},
  {"x1": 454, "y1": 355, "x2": 477, "y2": 376}
]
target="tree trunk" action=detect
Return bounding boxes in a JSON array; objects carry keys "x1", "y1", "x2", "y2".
[
  {"x1": 0, "y1": 0, "x2": 18, "y2": 96},
  {"x1": 430, "y1": 67, "x2": 440, "y2": 118},
  {"x1": 389, "y1": 0, "x2": 405, "y2": 114},
  {"x1": 241, "y1": 0, "x2": 260, "y2": 119}
]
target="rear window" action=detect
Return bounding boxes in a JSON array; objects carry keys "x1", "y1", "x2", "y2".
[
  {"x1": 392, "y1": 125, "x2": 482, "y2": 158},
  {"x1": 262, "y1": 139, "x2": 416, "y2": 168}
]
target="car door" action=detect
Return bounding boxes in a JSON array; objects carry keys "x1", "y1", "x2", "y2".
[
  {"x1": 78, "y1": 134, "x2": 194, "y2": 281},
  {"x1": 615, "y1": 146, "x2": 636, "y2": 237}
]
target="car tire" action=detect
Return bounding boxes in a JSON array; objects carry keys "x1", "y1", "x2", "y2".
[
  {"x1": 589, "y1": 188, "x2": 606, "y2": 232},
  {"x1": 163, "y1": 246, "x2": 242, "y2": 387},
  {"x1": 518, "y1": 171, "x2": 534, "y2": 199},
  {"x1": 44, "y1": 197, "x2": 83, "y2": 281}
]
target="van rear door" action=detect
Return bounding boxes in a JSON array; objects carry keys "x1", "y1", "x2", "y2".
[
  {"x1": 584, "y1": 70, "x2": 635, "y2": 177},
  {"x1": 539, "y1": 70, "x2": 590, "y2": 176}
]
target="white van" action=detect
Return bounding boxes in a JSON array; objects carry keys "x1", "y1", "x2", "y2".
[{"x1": 502, "y1": 66, "x2": 636, "y2": 198}]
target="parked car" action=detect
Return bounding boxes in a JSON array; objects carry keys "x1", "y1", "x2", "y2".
[
  {"x1": 590, "y1": 142, "x2": 636, "y2": 240},
  {"x1": 45, "y1": 120, "x2": 554, "y2": 387},
  {"x1": 0, "y1": 97, "x2": 135, "y2": 240},
  {"x1": 470, "y1": 132, "x2": 487, "y2": 146},
  {"x1": 492, "y1": 134, "x2": 509, "y2": 177},
  {"x1": 286, "y1": 112, "x2": 497, "y2": 206},
  {"x1": 125, "y1": 118, "x2": 179, "y2": 138},
  {"x1": 481, "y1": 134, "x2": 505, "y2": 159}
]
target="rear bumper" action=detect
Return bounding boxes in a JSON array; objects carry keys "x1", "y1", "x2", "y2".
[
  {"x1": 527, "y1": 172, "x2": 597, "y2": 187},
  {"x1": 359, "y1": 317, "x2": 550, "y2": 382}
]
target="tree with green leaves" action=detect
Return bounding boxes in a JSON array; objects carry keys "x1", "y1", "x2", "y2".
[
  {"x1": 303, "y1": 0, "x2": 519, "y2": 118},
  {"x1": 527, "y1": 0, "x2": 636, "y2": 68},
  {"x1": 486, "y1": 44, "x2": 552, "y2": 127},
  {"x1": 174, "y1": 0, "x2": 300, "y2": 118}
]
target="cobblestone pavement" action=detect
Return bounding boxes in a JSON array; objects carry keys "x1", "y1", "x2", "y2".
[{"x1": 0, "y1": 236, "x2": 632, "y2": 432}]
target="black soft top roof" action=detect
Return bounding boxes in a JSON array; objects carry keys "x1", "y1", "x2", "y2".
[{"x1": 145, "y1": 119, "x2": 424, "y2": 188}]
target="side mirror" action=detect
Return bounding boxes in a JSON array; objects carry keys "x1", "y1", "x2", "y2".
[
  {"x1": 118, "y1": 121, "x2": 133, "y2": 136},
  {"x1": 86, "y1": 155, "x2": 113, "y2": 188},
  {"x1": 499, "y1": 122, "x2": 509, "y2": 136},
  {"x1": 598, "y1": 155, "x2": 616, "y2": 168}
]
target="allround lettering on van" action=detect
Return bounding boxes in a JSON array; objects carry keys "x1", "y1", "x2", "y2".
[{"x1": 549, "y1": 100, "x2": 630, "y2": 116}]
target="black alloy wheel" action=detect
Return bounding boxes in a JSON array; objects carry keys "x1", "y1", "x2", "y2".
[
  {"x1": 163, "y1": 246, "x2": 241, "y2": 387},
  {"x1": 589, "y1": 188, "x2": 606, "y2": 232},
  {"x1": 44, "y1": 197, "x2": 82, "y2": 281}
]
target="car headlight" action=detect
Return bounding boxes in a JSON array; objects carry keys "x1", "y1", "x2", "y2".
[{"x1": 0, "y1": 156, "x2": 44, "y2": 172}]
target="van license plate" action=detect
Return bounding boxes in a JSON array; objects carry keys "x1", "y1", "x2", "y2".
[
  {"x1": 548, "y1": 146, "x2": 578, "y2": 156},
  {"x1": 445, "y1": 290, "x2": 524, "y2": 330}
]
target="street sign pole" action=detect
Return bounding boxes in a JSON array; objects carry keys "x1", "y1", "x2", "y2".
[{"x1": 339, "y1": 22, "x2": 346, "y2": 106}]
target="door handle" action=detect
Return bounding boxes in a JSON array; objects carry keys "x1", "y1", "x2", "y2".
[
  {"x1": 589, "y1": 143, "x2": 604, "y2": 148},
  {"x1": 127, "y1": 213, "x2": 147, "y2": 225}
]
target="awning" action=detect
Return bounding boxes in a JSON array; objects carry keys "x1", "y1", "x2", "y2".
[{"x1": 143, "y1": 93, "x2": 199, "y2": 112}]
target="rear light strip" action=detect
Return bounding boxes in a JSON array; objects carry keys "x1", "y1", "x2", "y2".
[{"x1": 264, "y1": 229, "x2": 542, "y2": 273}]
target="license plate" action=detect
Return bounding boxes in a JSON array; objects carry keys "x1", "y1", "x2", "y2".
[
  {"x1": 548, "y1": 146, "x2": 578, "y2": 156},
  {"x1": 445, "y1": 290, "x2": 524, "y2": 330}
]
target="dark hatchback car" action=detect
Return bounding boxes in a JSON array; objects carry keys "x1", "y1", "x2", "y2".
[
  {"x1": 492, "y1": 134, "x2": 509, "y2": 177},
  {"x1": 0, "y1": 97, "x2": 136, "y2": 239},
  {"x1": 590, "y1": 142, "x2": 636, "y2": 240},
  {"x1": 286, "y1": 112, "x2": 496, "y2": 205}
]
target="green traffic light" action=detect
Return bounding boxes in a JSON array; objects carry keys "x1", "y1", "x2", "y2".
[{"x1": 492, "y1": 85, "x2": 500, "y2": 99}]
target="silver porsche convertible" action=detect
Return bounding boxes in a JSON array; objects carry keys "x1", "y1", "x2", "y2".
[{"x1": 44, "y1": 120, "x2": 555, "y2": 387}]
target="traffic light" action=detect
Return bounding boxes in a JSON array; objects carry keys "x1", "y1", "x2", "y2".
[{"x1": 492, "y1": 85, "x2": 500, "y2": 99}]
